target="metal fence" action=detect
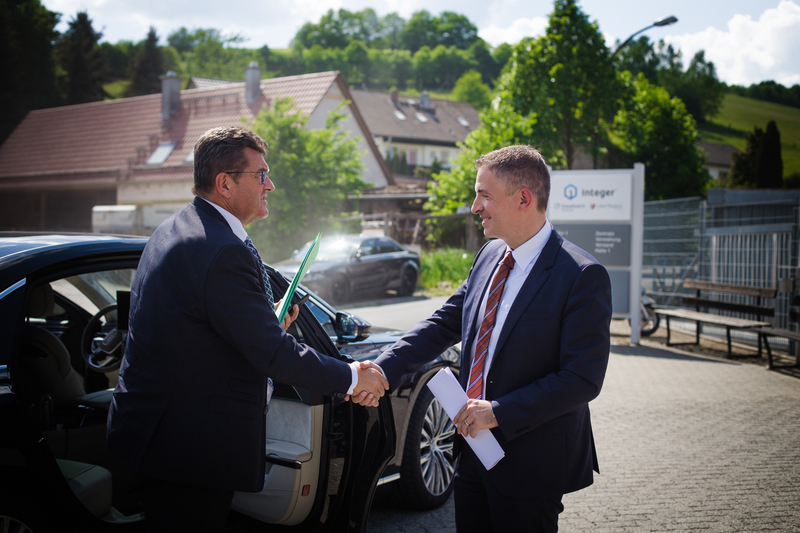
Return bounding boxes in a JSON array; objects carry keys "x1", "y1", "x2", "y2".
[{"x1": 643, "y1": 195, "x2": 800, "y2": 339}]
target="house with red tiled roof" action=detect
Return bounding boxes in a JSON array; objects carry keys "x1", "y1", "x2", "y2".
[{"x1": 0, "y1": 64, "x2": 393, "y2": 232}]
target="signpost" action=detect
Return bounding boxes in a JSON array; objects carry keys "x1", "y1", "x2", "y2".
[{"x1": 547, "y1": 164, "x2": 645, "y2": 343}]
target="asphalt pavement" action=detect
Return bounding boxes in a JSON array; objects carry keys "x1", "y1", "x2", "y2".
[{"x1": 361, "y1": 299, "x2": 800, "y2": 532}]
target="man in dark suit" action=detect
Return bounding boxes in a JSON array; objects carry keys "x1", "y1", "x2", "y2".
[
  {"x1": 364, "y1": 145, "x2": 612, "y2": 532},
  {"x1": 107, "y1": 126, "x2": 388, "y2": 532}
]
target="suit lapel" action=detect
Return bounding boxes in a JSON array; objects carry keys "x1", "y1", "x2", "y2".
[{"x1": 491, "y1": 230, "x2": 564, "y2": 360}]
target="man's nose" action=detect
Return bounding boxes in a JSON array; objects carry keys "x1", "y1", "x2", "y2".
[
  {"x1": 263, "y1": 176, "x2": 275, "y2": 192},
  {"x1": 471, "y1": 197, "x2": 481, "y2": 214}
]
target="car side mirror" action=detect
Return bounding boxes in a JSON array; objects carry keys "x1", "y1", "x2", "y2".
[{"x1": 335, "y1": 312, "x2": 372, "y2": 343}]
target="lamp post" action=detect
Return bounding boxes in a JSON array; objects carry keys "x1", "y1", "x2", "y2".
[
  {"x1": 611, "y1": 15, "x2": 678, "y2": 60},
  {"x1": 592, "y1": 15, "x2": 678, "y2": 169}
]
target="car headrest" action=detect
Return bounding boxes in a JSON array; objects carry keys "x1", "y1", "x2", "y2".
[{"x1": 27, "y1": 284, "x2": 55, "y2": 318}]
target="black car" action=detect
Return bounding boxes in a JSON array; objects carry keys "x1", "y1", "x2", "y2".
[
  {"x1": 276, "y1": 235, "x2": 421, "y2": 304},
  {"x1": 0, "y1": 234, "x2": 458, "y2": 531}
]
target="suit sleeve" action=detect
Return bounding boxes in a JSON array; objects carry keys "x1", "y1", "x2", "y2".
[
  {"x1": 492, "y1": 262, "x2": 612, "y2": 442},
  {"x1": 205, "y1": 242, "x2": 352, "y2": 396},
  {"x1": 374, "y1": 281, "x2": 465, "y2": 391}
]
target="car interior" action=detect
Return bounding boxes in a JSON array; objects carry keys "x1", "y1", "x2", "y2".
[{"x1": 15, "y1": 267, "x2": 342, "y2": 527}]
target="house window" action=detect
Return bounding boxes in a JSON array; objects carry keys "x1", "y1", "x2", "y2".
[
  {"x1": 441, "y1": 150, "x2": 449, "y2": 166},
  {"x1": 393, "y1": 110, "x2": 407, "y2": 121},
  {"x1": 415, "y1": 112, "x2": 428, "y2": 123},
  {"x1": 146, "y1": 142, "x2": 177, "y2": 165},
  {"x1": 409, "y1": 150, "x2": 417, "y2": 165}
]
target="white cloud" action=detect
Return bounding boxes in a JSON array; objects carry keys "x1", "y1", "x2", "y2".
[
  {"x1": 479, "y1": 16, "x2": 548, "y2": 48},
  {"x1": 664, "y1": 0, "x2": 800, "y2": 86}
]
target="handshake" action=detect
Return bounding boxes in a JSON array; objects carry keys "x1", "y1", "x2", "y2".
[{"x1": 346, "y1": 361, "x2": 389, "y2": 407}]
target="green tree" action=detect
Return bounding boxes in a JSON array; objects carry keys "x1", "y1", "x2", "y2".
[
  {"x1": 99, "y1": 40, "x2": 135, "y2": 79},
  {"x1": 608, "y1": 72, "x2": 709, "y2": 200},
  {"x1": 246, "y1": 97, "x2": 367, "y2": 261},
  {"x1": 126, "y1": 27, "x2": 164, "y2": 96},
  {"x1": 56, "y1": 11, "x2": 108, "y2": 105},
  {"x1": 178, "y1": 28, "x2": 254, "y2": 80},
  {"x1": 0, "y1": 0, "x2": 61, "y2": 143},
  {"x1": 452, "y1": 70, "x2": 491, "y2": 109},
  {"x1": 730, "y1": 121, "x2": 784, "y2": 189},
  {"x1": 497, "y1": 0, "x2": 617, "y2": 168},
  {"x1": 664, "y1": 51, "x2": 725, "y2": 123},
  {"x1": 401, "y1": 10, "x2": 438, "y2": 53},
  {"x1": 426, "y1": 100, "x2": 537, "y2": 215},
  {"x1": 436, "y1": 12, "x2": 479, "y2": 49}
]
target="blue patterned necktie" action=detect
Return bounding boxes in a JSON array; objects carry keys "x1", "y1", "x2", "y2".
[
  {"x1": 245, "y1": 237, "x2": 274, "y2": 308},
  {"x1": 245, "y1": 236, "x2": 275, "y2": 410}
]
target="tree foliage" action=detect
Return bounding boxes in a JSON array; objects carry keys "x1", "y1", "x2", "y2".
[
  {"x1": 0, "y1": 0, "x2": 61, "y2": 143},
  {"x1": 730, "y1": 121, "x2": 784, "y2": 188},
  {"x1": 497, "y1": 0, "x2": 617, "y2": 169},
  {"x1": 728, "y1": 80, "x2": 800, "y2": 109},
  {"x1": 608, "y1": 72, "x2": 709, "y2": 200},
  {"x1": 126, "y1": 27, "x2": 164, "y2": 96},
  {"x1": 615, "y1": 38, "x2": 726, "y2": 124},
  {"x1": 452, "y1": 70, "x2": 491, "y2": 109},
  {"x1": 246, "y1": 97, "x2": 367, "y2": 261},
  {"x1": 56, "y1": 11, "x2": 108, "y2": 105}
]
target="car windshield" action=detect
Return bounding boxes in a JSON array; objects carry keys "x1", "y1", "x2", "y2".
[{"x1": 294, "y1": 238, "x2": 359, "y2": 263}]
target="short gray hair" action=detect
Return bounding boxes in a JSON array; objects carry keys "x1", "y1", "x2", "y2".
[
  {"x1": 476, "y1": 145, "x2": 550, "y2": 212},
  {"x1": 193, "y1": 127, "x2": 268, "y2": 195}
]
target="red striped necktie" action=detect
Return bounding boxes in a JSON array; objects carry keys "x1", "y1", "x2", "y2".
[{"x1": 467, "y1": 250, "x2": 515, "y2": 400}]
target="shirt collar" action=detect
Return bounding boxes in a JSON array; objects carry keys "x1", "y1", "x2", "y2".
[
  {"x1": 197, "y1": 196, "x2": 248, "y2": 242},
  {"x1": 506, "y1": 219, "x2": 552, "y2": 271}
]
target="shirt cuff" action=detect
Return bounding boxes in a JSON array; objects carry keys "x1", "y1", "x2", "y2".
[{"x1": 347, "y1": 364, "x2": 358, "y2": 395}]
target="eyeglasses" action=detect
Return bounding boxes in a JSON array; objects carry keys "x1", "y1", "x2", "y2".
[{"x1": 224, "y1": 169, "x2": 269, "y2": 184}]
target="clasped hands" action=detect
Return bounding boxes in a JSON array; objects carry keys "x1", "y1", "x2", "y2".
[
  {"x1": 346, "y1": 361, "x2": 389, "y2": 407},
  {"x1": 453, "y1": 399, "x2": 498, "y2": 438}
]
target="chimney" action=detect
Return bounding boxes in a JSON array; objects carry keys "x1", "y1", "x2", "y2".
[
  {"x1": 160, "y1": 71, "x2": 181, "y2": 119},
  {"x1": 390, "y1": 90, "x2": 399, "y2": 103},
  {"x1": 246, "y1": 62, "x2": 261, "y2": 104},
  {"x1": 420, "y1": 91, "x2": 431, "y2": 111}
]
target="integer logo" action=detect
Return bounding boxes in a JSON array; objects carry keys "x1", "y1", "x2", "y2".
[{"x1": 564, "y1": 184, "x2": 578, "y2": 200}]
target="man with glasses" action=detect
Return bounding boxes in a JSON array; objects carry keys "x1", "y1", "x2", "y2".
[{"x1": 107, "y1": 126, "x2": 389, "y2": 532}]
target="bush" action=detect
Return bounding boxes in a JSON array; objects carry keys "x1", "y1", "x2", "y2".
[{"x1": 420, "y1": 248, "x2": 474, "y2": 291}]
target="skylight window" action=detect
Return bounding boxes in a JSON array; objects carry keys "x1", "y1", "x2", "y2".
[
  {"x1": 415, "y1": 112, "x2": 428, "y2": 123},
  {"x1": 146, "y1": 142, "x2": 177, "y2": 165},
  {"x1": 393, "y1": 110, "x2": 407, "y2": 120},
  {"x1": 184, "y1": 150, "x2": 194, "y2": 163},
  {"x1": 457, "y1": 117, "x2": 470, "y2": 128}
]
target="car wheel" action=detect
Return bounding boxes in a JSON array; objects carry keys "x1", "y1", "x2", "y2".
[
  {"x1": 397, "y1": 267, "x2": 417, "y2": 297},
  {"x1": 330, "y1": 276, "x2": 350, "y2": 304},
  {"x1": 394, "y1": 386, "x2": 457, "y2": 510}
]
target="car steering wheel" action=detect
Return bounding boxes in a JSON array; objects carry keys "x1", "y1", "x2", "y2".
[{"x1": 81, "y1": 304, "x2": 125, "y2": 373}]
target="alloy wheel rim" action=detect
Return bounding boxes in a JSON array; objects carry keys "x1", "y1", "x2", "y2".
[{"x1": 419, "y1": 397, "x2": 456, "y2": 495}]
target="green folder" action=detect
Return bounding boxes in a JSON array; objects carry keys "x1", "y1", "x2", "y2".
[{"x1": 276, "y1": 232, "x2": 322, "y2": 323}]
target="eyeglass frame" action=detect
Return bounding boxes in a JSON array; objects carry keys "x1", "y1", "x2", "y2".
[{"x1": 223, "y1": 169, "x2": 269, "y2": 185}]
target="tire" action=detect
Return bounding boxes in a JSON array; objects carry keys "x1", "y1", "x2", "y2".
[
  {"x1": 397, "y1": 267, "x2": 417, "y2": 297},
  {"x1": 630, "y1": 304, "x2": 660, "y2": 336},
  {"x1": 640, "y1": 304, "x2": 660, "y2": 336},
  {"x1": 393, "y1": 386, "x2": 457, "y2": 510},
  {"x1": 330, "y1": 276, "x2": 350, "y2": 304}
]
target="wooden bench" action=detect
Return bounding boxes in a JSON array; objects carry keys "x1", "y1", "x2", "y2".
[
  {"x1": 655, "y1": 279, "x2": 775, "y2": 358},
  {"x1": 747, "y1": 327, "x2": 800, "y2": 370}
]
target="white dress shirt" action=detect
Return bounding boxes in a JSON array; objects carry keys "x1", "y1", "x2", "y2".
[
  {"x1": 197, "y1": 197, "x2": 359, "y2": 394},
  {"x1": 470, "y1": 221, "x2": 552, "y2": 399}
]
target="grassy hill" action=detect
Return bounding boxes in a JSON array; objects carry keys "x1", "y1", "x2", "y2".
[{"x1": 698, "y1": 93, "x2": 800, "y2": 178}]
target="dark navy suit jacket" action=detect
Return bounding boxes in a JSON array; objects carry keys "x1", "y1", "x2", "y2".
[
  {"x1": 374, "y1": 230, "x2": 612, "y2": 497},
  {"x1": 107, "y1": 197, "x2": 352, "y2": 492}
]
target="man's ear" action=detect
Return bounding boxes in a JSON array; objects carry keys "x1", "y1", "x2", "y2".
[
  {"x1": 215, "y1": 172, "x2": 232, "y2": 198},
  {"x1": 519, "y1": 188, "x2": 534, "y2": 209}
]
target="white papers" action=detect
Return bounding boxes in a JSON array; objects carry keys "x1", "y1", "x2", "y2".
[{"x1": 426, "y1": 367, "x2": 505, "y2": 470}]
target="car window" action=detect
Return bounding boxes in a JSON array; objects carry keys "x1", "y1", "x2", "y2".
[
  {"x1": 50, "y1": 269, "x2": 136, "y2": 315},
  {"x1": 294, "y1": 238, "x2": 358, "y2": 262},
  {"x1": 378, "y1": 239, "x2": 403, "y2": 254},
  {"x1": 357, "y1": 238, "x2": 378, "y2": 257},
  {"x1": 306, "y1": 299, "x2": 336, "y2": 338}
]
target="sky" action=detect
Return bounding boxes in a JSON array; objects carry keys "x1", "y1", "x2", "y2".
[{"x1": 41, "y1": 0, "x2": 800, "y2": 87}]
